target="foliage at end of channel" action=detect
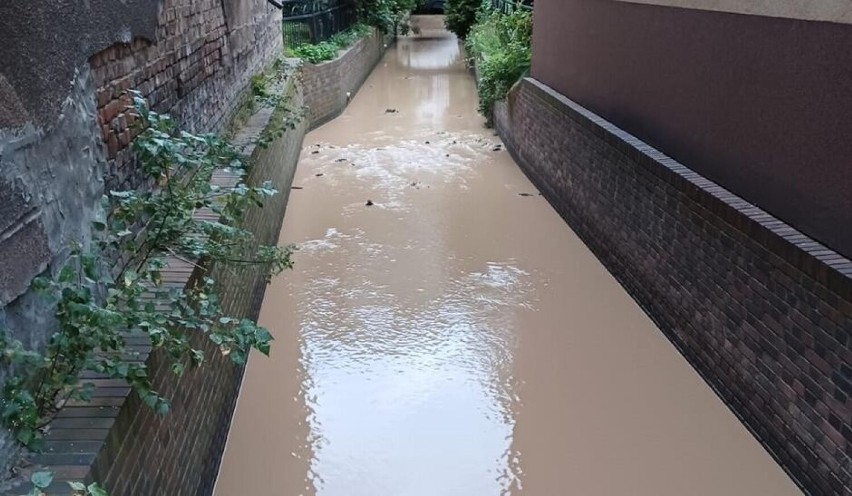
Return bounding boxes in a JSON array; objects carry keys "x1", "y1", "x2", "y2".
[
  {"x1": 465, "y1": 7, "x2": 532, "y2": 121},
  {"x1": 0, "y1": 91, "x2": 296, "y2": 452},
  {"x1": 357, "y1": 0, "x2": 424, "y2": 34}
]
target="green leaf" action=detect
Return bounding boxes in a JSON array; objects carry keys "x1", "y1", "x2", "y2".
[
  {"x1": 88, "y1": 483, "x2": 109, "y2": 496},
  {"x1": 31, "y1": 471, "x2": 54, "y2": 489},
  {"x1": 17, "y1": 427, "x2": 34, "y2": 446},
  {"x1": 68, "y1": 481, "x2": 86, "y2": 491}
]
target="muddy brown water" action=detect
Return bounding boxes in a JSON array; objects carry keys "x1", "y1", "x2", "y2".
[{"x1": 214, "y1": 16, "x2": 800, "y2": 496}]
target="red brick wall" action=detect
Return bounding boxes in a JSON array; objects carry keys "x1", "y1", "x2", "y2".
[
  {"x1": 495, "y1": 78, "x2": 852, "y2": 495},
  {"x1": 89, "y1": 0, "x2": 282, "y2": 191}
]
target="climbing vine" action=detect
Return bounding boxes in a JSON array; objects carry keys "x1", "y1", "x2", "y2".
[{"x1": 0, "y1": 89, "x2": 296, "y2": 454}]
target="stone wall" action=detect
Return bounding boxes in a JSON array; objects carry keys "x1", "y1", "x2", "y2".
[
  {"x1": 301, "y1": 30, "x2": 387, "y2": 128},
  {"x1": 495, "y1": 78, "x2": 852, "y2": 495},
  {"x1": 8, "y1": 75, "x2": 309, "y2": 496},
  {"x1": 0, "y1": 0, "x2": 282, "y2": 472}
]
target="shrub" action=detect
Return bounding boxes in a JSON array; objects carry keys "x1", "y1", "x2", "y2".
[
  {"x1": 445, "y1": 0, "x2": 483, "y2": 39},
  {"x1": 357, "y1": 0, "x2": 420, "y2": 34},
  {"x1": 465, "y1": 9, "x2": 532, "y2": 120},
  {"x1": 289, "y1": 24, "x2": 374, "y2": 64},
  {"x1": 290, "y1": 42, "x2": 339, "y2": 64}
]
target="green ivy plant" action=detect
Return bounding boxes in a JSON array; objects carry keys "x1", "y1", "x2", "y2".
[
  {"x1": 26, "y1": 471, "x2": 107, "y2": 496},
  {"x1": 0, "y1": 90, "x2": 296, "y2": 452}
]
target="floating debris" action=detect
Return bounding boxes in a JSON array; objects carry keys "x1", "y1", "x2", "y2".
[
  {"x1": 518, "y1": 193, "x2": 534, "y2": 197},
  {"x1": 315, "y1": 173, "x2": 324, "y2": 177},
  {"x1": 385, "y1": 108, "x2": 398, "y2": 113},
  {"x1": 292, "y1": 186, "x2": 303, "y2": 190},
  {"x1": 365, "y1": 200, "x2": 374, "y2": 206},
  {"x1": 492, "y1": 145, "x2": 503, "y2": 152},
  {"x1": 311, "y1": 150, "x2": 320, "y2": 154}
]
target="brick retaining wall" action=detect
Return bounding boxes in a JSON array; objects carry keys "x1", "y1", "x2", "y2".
[
  {"x1": 301, "y1": 30, "x2": 387, "y2": 128},
  {"x1": 495, "y1": 78, "x2": 852, "y2": 495},
  {"x1": 15, "y1": 76, "x2": 309, "y2": 496}
]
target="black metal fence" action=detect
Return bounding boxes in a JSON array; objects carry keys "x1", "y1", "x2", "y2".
[
  {"x1": 279, "y1": 0, "x2": 358, "y2": 47},
  {"x1": 490, "y1": 0, "x2": 533, "y2": 14}
]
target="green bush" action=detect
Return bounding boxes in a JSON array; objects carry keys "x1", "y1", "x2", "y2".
[
  {"x1": 329, "y1": 23, "x2": 373, "y2": 48},
  {"x1": 290, "y1": 42, "x2": 339, "y2": 63},
  {"x1": 465, "y1": 9, "x2": 532, "y2": 120},
  {"x1": 289, "y1": 24, "x2": 374, "y2": 64},
  {"x1": 357, "y1": 0, "x2": 421, "y2": 34},
  {"x1": 445, "y1": 0, "x2": 483, "y2": 39}
]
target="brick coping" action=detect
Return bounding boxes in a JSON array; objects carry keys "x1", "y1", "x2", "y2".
[{"x1": 521, "y1": 76, "x2": 852, "y2": 301}]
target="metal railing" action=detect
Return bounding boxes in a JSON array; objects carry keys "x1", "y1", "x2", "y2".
[
  {"x1": 280, "y1": 0, "x2": 358, "y2": 47},
  {"x1": 490, "y1": 0, "x2": 533, "y2": 14}
]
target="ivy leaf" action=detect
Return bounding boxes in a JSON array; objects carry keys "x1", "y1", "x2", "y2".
[
  {"x1": 88, "y1": 483, "x2": 109, "y2": 496},
  {"x1": 31, "y1": 471, "x2": 53, "y2": 489},
  {"x1": 68, "y1": 481, "x2": 86, "y2": 491},
  {"x1": 17, "y1": 427, "x2": 34, "y2": 446}
]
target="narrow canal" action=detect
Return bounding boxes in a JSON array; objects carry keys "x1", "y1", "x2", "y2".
[{"x1": 214, "y1": 17, "x2": 799, "y2": 496}]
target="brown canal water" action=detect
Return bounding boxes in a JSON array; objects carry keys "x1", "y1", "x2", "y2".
[{"x1": 214, "y1": 16, "x2": 800, "y2": 496}]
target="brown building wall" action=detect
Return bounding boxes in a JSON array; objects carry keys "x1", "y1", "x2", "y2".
[
  {"x1": 616, "y1": 0, "x2": 852, "y2": 24},
  {"x1": 531, "y1": 0, "x2": 852, "y2": 260}
]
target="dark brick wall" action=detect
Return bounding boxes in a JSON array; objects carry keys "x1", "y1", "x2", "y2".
[
  {"x1": 495, "y1": 78, "x2": 852, "y2": 495},
  {"x1": 301, "y1": 30, "x2": 387, "y2": 127}
]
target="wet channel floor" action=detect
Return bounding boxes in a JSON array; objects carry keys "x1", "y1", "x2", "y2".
[{"x1": 214, "y1": 16, "x2": 800, "y2": 496}]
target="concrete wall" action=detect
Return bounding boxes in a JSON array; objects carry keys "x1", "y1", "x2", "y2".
[
  {"x1": 0, "y1": 0, "x2": 281, "y2": 475},
  {"x1": 495, "y1": 78, "x2": 852, "y2": 495},
  {"x1": 302, "y1": 30, "x2": 388, "y2": 128},
  {"x1": 531, "y1": 0, "x2": 852, "y2": 261}
]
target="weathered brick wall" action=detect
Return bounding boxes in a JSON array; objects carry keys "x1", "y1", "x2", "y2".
[
  {"x1": 89, "y1": 0, "x2": 282, "y2": 191},
  {"x1": 16, "y1": 78, "x2": 309, "y2": 496},
  {"x1": 301, "y1": 30, "x2": 386, "y2": 127},
  {"x1": 0, "y1": 0, "x2": 290, "y2": 483},
  {"x1": 495, "y1": 78, "x2": 852, "y2": 495},
  {"x1": 94, "y1": 87, "x2": 307, "y2": 496}
]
